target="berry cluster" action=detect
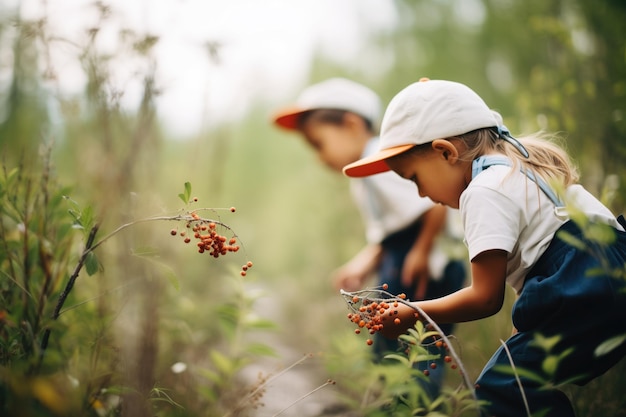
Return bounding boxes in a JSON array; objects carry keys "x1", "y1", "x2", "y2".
[
  {"x1": 346, "y1": 285, "x2": 415, "y2": 346},
  {"x1": 169, "y1": 210, "x2": 252, "y2": 277},
  {"x1": 343, "y1": 285, "x2": 461, "y2": 377}
]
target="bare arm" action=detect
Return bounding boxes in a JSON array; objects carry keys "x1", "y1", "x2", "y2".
[
  {"x1": 402, "y1": 205, "x2": 447, "y2": 299},
  {"x1": 381, "y1": 249, "x2": 508, "y2": 339}
]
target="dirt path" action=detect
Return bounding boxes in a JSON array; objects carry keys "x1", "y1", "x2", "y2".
[{"x1": 238, "y1": 284, "x2": 351, "y2": 417}]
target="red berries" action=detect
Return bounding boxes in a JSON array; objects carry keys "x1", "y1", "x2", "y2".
[
  {"x1": 169, "y1": 205, "x2": 251, "y2": 277},
  {"x1": 345, "y1": 289, "x2": 461, "y2": 377},
  {"x1": 347, "y1": 291, "x2": 404, "y2": 346}
]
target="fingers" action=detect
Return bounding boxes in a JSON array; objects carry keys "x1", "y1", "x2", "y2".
[
  {"x1": 401, "y1": 264, "x2": 429, "y2": 300},
  {"x1": 415, "y1": 275, "x2": 428, "y2": 300}
]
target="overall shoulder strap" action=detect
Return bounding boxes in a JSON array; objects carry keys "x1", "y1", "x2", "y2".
[{"x1": 471, "y1": 156, "x2": 567, "y2": 217}]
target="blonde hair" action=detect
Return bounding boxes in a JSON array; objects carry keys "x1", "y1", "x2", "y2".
[{"x1": 454, "y1": 128, "x2": 579, "y2": 188}]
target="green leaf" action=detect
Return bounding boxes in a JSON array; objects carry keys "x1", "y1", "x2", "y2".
[
  {"x1": 542, "y1": 355, "x2": 559, "y2": 376},
  {"x1": 80, "y1": 206, "x2": 95, "y2": 232},
  {"x1": 584, "y1": 223, "x2": 617, "y2": 246},
  {"x1": 492, "y1": 364, "x2": 546, "y2": 384},
  {"x1": 421, "y1": 330, "x2": 441, "y2": 342},
  {"x1": 384, "y1": 353, "x2": 410, "y2": 366},
  {"x1": 244, "y1": 317, "x2": 277, "y2": 330},
  {"x1": 209, "y1": 349, "x2": 234, "y2": 376},
  {"x1": 245, "y1": 343, "x2": 276, "y2": 357},
  {"x1": 178, "y1": 181, "x2": 192, "y2": 204},
  {"x1": 556, "y1": 230, "x2": 587, "y2": 251},
  {"x1": 594, "y1": 334, "x2": 626, "y2": 357},
  {"x1": 198, "y1": 368, "x2": 221, "y2": 384},
  {"x1": 398, "y1": 334, "x2": 416, "y2": 344},
  {"x1": 585, "y1": 267, "x2": 607, "y2": 277},
  {"x1": 68, "y1": 209, "x2": 83, "y2": 228},
  {"x1": 531, "y1": 333, "x2": 561, "y2": 352},
  {"x1": 85, "y1": 252, "x2": 101, "y2": 276},
  {"x1": 407, "y1": 327, "x2": 421, "y2": 341},
  {"x1": 131, "y1": 246, "x2": 161, "y2": 258},
  {"x1": 428, "y1": 395, "x2": 448, "y2": 410},
  {"x1": 415, "y1": 353, "x2": 440, "y2": 362}
]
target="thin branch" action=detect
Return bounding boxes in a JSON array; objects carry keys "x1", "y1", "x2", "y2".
[
  {"x1": 87, "y1": 211, "x2": 236, "y2": 255},
  {"x1": 499, "y1": 339, "x2": 531, "y2": 417},
  {"x1": 39, "y1": 210, "x2": 237, "y2": 356},
  {"x1": 40, "y1": 224, "x2": 99, "y2": 353},
  {"x1": 222, "y1": 353, "x2": 314, "y2": 417},
  {"x1": 59, "y1": 279, "x2": 139, "y2": 315},
  {"x1": 271, "y1": 379, "x2": 336, "y2": 417}
]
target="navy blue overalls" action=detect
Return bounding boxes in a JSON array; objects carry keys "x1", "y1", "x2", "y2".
[{"x1": 471, "y1": 155, "x2": 626, "y2": 417}]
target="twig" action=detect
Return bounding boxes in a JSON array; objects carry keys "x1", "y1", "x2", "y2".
[
  {"x1": 270, "y1": 379, "x2": 336, "y2": 417},
  {"x1": 87, "y1": 211, "x2": 236, "y2": 255},
  {"x1": 39, "y1": 224, "x2": 99, "y2": 353},
  {"x1": 499, "y1": 339, "x2": 531, "y2": 417},
  {"x1": 222, "y1": 353, "x2": 313, "y2": 417},
  {"x1": 38, "y1": 210, "x2": 238, "y2": 358},
  {"x1": 59, "y1": 279, "x2": 139, "y2": 315}
]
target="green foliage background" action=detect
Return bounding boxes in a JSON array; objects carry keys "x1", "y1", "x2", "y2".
[{"x1": 1, "y1": 0, "x2": 625, "y2": 416}]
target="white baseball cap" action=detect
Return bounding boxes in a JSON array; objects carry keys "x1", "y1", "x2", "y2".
[
  {"x1": 343, "y1": 78, "x2": 502, "y2": 177},
  {"x1": 273, "y1": 78, "x2": 382, "y2": 130}
]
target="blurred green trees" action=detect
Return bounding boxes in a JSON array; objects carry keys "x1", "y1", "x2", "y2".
[{"x1": 378, "y1": 0, "x2": 626, "y2": 210}]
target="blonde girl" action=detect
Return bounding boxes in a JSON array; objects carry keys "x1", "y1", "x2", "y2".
[{"x1": 343, "y1": 78, "x2": 626, "y2": 417}]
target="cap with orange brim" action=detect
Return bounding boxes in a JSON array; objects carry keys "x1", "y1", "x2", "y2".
[
  {"x1": 343, "y1": 78, "x2": 503, "y2": 178},
  {"x1": 272, "y1": 78, "x2": 381, "y2": 131},
  {"x1": 343, "y1": 144, "x2": 415, "y2": 177},
  {"x1": 273, "y1": 106, "x2": 309, "y2": 130}
]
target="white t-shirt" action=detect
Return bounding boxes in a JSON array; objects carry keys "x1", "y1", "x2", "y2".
[{"x1": 461, "y1": 163, "x2": 623, "y2": 294}]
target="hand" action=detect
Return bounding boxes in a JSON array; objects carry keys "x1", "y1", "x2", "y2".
[
  {"x1": 332, "y1": 244, "x2": 383, "y2": 291},
  {"x1": 379, "y1": 302, "x2": 420, "y2": 339},
  {"x1": 401, "y1": 246, "x2": 430, "y2": 300},
  {"x1": 332, "y1": 264, "x2": 368, "y2": 292}
]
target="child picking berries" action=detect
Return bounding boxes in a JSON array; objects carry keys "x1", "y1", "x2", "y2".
[
  {"x1": 343, "y1": 78, "x2": 626, "y2": 417},
  {"x1": 272, "y1": 78, "x2": 466, "y2": 398}
]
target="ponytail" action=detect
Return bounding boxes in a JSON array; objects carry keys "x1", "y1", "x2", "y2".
[{"x1": 456, "y1": 129, "x2": 579, "y2": 188}]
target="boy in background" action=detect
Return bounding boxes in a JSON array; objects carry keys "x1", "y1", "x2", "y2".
[{"x1": 272, "y1": 78, "x2": 466, "y2": 398}]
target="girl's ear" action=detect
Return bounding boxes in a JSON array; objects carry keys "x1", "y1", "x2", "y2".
[{"x1": 432, "y1": 139, "x2": 459, "y2": 164}]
